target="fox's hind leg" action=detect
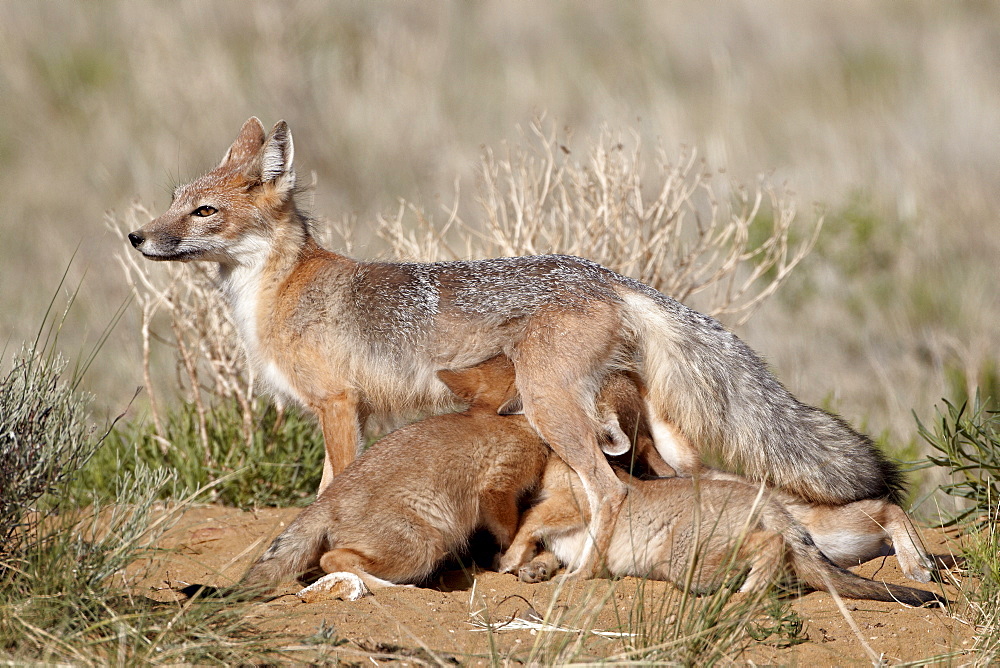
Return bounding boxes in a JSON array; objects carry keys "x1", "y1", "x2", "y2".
[
  {"x1": 882, "y1": 504, "x2": 935, "y2": 583},
  {"x1": 297, "y1": 548, "x2": 404, "y2": 602},
  {"x1": 736, "y1": 530, "x2": 786, "y2": 593},
  {"x1": 647, "y1": 412, "x2": 706, "y2": 477},
  {"x1": 298, "y1": 572, "x2": 371, "y2": 602},
  {"x1": 512, "y1": 304, "x2": 628, "y2": 579}
]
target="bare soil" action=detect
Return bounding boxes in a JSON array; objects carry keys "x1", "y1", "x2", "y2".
[{"x1": 132, "y1": 505, "x2": 975, "y2": 665}]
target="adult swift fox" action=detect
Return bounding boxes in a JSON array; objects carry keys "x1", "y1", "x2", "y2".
[
  {"x1": 498, "y1": 457, "x2": 946, "y2": 606},
  {"x1": 239, "y1": 356, "x2": 646, "y2": 600},
  {"x1": 129, "y1": 117, "x2": 902, "y2": 577}
]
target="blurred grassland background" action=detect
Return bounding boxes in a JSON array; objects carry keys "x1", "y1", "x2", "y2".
[{"x1": 1, "y1": 0, "x2": 998, "y2": 461}]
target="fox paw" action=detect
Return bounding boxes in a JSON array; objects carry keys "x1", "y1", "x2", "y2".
[
  {"x1": 901, "y1": 563, "x2": 933, "y2": 584},
  {"x1": 497, "y1": 549, "x2": 531, "y2": 575},
  {"x1": 519, "y1": 559, "x2": 554, "y2": 584},
  {"x1": 297, "y1": 572, "x2": 370, "y2": 603},
  {"x1": 898, "y1": 551, "x2": 935, "y2": 583}
]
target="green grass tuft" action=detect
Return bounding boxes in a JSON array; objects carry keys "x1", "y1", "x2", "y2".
[
  {"x1": 0, "y1": 462, "x2": 286, "y2": 665},
  {"x1": 77, "y1": 398, "x2": 324, "y2": 509},
  {"x1": 0, "y1": 286, "x2": 290, "y2": 664}
]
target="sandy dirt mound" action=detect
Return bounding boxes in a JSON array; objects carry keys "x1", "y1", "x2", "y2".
[{"x1": 131, "y1": 505, "x2": 974, "y2": 665}]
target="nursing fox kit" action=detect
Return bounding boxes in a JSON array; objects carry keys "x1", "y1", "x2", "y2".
[
  {"x1": 239, "y1": 356, "x2": 551, "y2": 600},
  {"x1": 130, "y1": 117, "x2": 905, "y2": 578},
  {"x1": 499, "y1": 457, "x2": 945, "y2": 607}
]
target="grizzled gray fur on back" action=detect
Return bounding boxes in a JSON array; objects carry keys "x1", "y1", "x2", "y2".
[{"x1": 344, "y1": 253, "x2": 903, "y2": 506}]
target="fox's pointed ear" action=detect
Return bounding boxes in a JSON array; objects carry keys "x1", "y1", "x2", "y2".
[
  {"x1": 436, "y1": 367, "x2": 481, "y2": 403},
  {"x1": 219, "y1": 117, "x2": 267, "y2": 169},
  {"x1": 259, "y1": 120, "x2": 295, "y2": 191}
]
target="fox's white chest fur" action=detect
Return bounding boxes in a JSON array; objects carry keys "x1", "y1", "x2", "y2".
[{"x1": 219, "y1": 255, "x2": 302, "y2": 405}]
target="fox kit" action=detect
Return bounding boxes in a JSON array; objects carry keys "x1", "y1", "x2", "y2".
[
  {"x1": 538, "y1": 364, "x2": 937, "y2": 583},
  {"x1": 130, "y1": 117, "x2": 902, "y2": 578},
  {"x1": 499, "y1": 458, "x2": 946, "y2": 606},
  {"x1": 238, "y1": 356, "x2": 547, "y2": 600}
]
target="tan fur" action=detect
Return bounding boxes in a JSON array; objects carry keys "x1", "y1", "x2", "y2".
[
  {"x1": 776, "y1": 494, "x2": 936, "y2": 583},
  {"x1": 239, "y1": 356, "x2": 549, "y2": 595},
  {"x1": 131, "y1": 117, "x2": 910, "y2": 580},
  {"x1": 499, "y1": 458, "x2": 946, "y2": 606},
  {"x1": 634, "y1": 465, "x2": 936, "y2": 582}
]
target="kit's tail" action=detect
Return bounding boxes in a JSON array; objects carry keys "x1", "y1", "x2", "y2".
[{"x1": 238, "y1": 505, "x2": 331, "y2": 596}]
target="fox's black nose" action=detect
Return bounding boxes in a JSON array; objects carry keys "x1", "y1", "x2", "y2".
[{"x1": 128, "y1": 231, "x2": 145, "y2": 248}]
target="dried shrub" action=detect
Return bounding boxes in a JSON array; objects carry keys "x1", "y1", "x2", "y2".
[
  {"x1": 378, "y1": 122, "x2": 821, "y2": 325},
  {"x1": 111, "y1": 204, "x2": 257, "y2": 457}
]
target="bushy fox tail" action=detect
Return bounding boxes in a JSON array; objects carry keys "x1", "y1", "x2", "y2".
[
  {"x1": 784, "y1": 522, "x2": 947, "y2": 607},
  {"x1": 619, "y1": 286, "x2": 904, "y2": 506},
  {"x1": 238, "y1": 505, "x2": 331, "y2": 596}
]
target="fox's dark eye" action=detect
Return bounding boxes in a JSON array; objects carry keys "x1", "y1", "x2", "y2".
[{"x1": 192, "y1": 205, "x2": 218, "y2": 217}]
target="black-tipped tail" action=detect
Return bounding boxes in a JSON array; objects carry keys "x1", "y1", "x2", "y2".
[{"x1": 237, "y1": 505, "x2": 331, "y2": 596}]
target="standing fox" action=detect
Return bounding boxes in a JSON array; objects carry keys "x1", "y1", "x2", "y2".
[{"x1": 130, "y1": 117, "x2": 903, "y2": 578}]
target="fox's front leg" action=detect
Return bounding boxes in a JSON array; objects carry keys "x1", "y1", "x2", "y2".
[
  {"x1": 314, "y1": 389, "x2": 363, "y2": 494},
  {"x1": 498, "y1": 475, "x2": 588, "y2": 577}
]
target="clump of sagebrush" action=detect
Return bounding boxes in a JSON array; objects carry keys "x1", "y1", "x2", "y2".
[
  {"x1": 0, "y1": 344, "x2": 280, "y2": 664},
  {"x1": 0, "y1": 347, "x2": 97, "y2": 561},
  {"x1": 0, "y1": 454, "x2": 279, "y2": 664}
]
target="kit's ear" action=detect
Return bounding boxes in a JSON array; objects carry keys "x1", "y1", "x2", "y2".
[{"x1": 496, "y1": 395, "x2": 524, "y2": 416}]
